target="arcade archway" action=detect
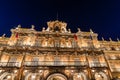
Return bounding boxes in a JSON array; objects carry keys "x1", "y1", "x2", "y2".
[
  {"x1": 94, "y1": 71, "x2": 109, "y2": 80},
  {"x1": 73, "y1": 72, "x2": 87, "y2": 80},
  {"x1": 47, "y1": 73, "x2": 67, "y2": 80}
]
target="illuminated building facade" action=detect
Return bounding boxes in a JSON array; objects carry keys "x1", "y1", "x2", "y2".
[{"x1": 0, "y1": 20, "x2": 120, "y2": 80}]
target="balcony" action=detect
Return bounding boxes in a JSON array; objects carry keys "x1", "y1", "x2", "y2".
[
  {"x1": 0, "y1": 62, "x2": 20, "y2": 68},
  {"x1": 89, "y1": 63, "x2": 108, "y2": 68},
  {"x1": 24, "y1": 61, "x2": 88, "y2": 67}
]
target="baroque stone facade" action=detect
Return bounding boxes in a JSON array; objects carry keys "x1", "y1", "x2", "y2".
[{"x1": 0, "y1": 20, "x2": 120, "y2": 80}]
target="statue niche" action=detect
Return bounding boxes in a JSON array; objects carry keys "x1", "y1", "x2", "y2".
[{"x1": 54, "y1": 22, "x2": 60, "y2": 32}]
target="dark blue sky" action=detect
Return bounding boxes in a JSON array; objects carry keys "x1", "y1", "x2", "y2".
[{"x1": 0, "y1": 0, "x2": 120, "y2": 40}]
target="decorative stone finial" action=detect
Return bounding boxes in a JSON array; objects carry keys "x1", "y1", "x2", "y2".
[
  {"x1": 16, "y1": 24, "x2": 21, "y2": 29},
  {"x1": 68, "y1": 29, "x2": 71, "y2": 33},
  {"x1": 102, "y1": 37, "x2": 104, "y2": 41},
  {"x1": 31, "y1": 25, "x2": 35, "y2": 30},
  {"x1": 42, "y1": 27, "x2": 45, "y2": 32},
  {"x1": 109, "y1": 37, "x2": 112, "y2": 41},
  {"x1": 90, "y1": 29, "x2": 93, "y2": 33},
  {"x1": 117, "y1": 38, "x2": 119, "y2": 42},
  {"x1": 18, "y1": 24, "x2": 21, "y2": 28},
  {"x1": 2, "y1": 34, "x2": 5, "y2": 37},
  {"x1": 77, "y1": 28, "x2": 81, "y2": 32}
]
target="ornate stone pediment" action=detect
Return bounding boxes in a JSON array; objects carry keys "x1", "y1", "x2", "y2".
[{"x1": 46, "y1": 20, "x2": 67, "y2": 33}]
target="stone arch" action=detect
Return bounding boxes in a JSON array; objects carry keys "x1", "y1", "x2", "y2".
[
  {"x1": 0, "y1": 72, "x2": 15, "y2": 80},
  {"x1": 0, "y1": 72, "x2": 9, "y2": 80},
  {"x1": 46, "y1": 73, "x2": 68, "y2": 80},
  {"x1": 25, "y1": 73, "x2": 42, "y2": 80},
  {"x1": 73, "y1": 72, "x2": 87, "y2": 80},
  {"x1": 25, "y1": 73, "x2": 32, "y2": 80},
  {"x1": 94, "y1": 71, "x2": 109, "y2": 80}
]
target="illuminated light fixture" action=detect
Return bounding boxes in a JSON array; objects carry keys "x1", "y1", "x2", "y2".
[
  {"x1": 31, "y1": 75, "x2": 36, "y2": 79},
  {"x1": 7, "y1": 75, "x2": 11, "y2": 79},
  {"x1": 14, "y1": 70, "x2": 17, "y2": 73},
  {"x1": 77, "y1": 73, "x2": 81, "y2": 78},
  {"x1": 104, "y1": 70, "x2": 107, "y2": 72},
  {"x1": 71, "y1": 70, "x2": 74, "y2": 72},
  {"x1": 39, "y1": 70, "x2": 42, "y2": 73},
  {"x1": 98, "y1": 74, "x2": 101, "y2": 77},
  {"x1": 24, "y1": 70, "x2": 28, "y2": 73},
  {"x1": 92, "y1": 70, "x2": 95, "y2": 72}
]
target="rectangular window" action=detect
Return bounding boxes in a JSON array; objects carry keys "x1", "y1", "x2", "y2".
[
  {"x1": 74, "y1": 58, "x2": 80, "y2": 66},
  {"x1": 32, "y1": 57, "x2": 39, "y2": 66},
  {"x1": 8, "y1": 57, "x2": 17, "y2": 67},
  {"x1": 54, "y1": 56, "x2": 60, "y2": 66}
]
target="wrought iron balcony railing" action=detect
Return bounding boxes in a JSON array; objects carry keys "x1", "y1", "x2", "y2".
[
  {"x1": 24, "y1": 61, "x2": 88, "y2": 67},
  {"x1": 0, "y1": 62, "x2": 20, "y2": 68},
  {"x1": 90, "y1": 63, "x2": 108, "y2": 67},
  {"x1": 0, "y1": 61, "x2": 108, "y2": 68}
]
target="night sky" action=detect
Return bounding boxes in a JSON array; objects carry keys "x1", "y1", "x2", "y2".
[{"x1": 0, "y1": 0, "x2": 120, "y2": 40}]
